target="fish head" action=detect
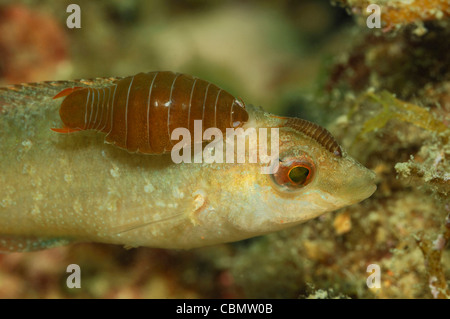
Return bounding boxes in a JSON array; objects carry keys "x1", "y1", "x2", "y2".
[{"x1": 228, "y1": 114, "x2": 377, "y2": 235}]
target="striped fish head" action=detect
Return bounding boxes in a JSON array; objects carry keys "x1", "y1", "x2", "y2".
[{"x1": 227, "y1": 111, "x2": 377, "y2": 235}]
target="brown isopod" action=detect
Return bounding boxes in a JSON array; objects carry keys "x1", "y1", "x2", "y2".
[{"x1": 51, "y1": 71, "x2": 249, "y2": 154}]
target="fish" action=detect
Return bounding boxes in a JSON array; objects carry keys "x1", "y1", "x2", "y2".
[{"x1": 0, "y1": 74, "x2": 377, "y2": 252}]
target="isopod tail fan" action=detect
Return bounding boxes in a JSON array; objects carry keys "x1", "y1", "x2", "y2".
[
  {"x1": 51, "y1": 86, "x2": 90, "y2": 134},
  {"x1": 50, "y1": 127, "x2": 83, "y2": 134},
  {"x1": 53, "y1": 87, "x2": 84, "y2": 99}
]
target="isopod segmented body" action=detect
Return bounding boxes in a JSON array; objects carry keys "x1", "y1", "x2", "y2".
[{"x1": 51, "y1": 71, "x2": 249, "y2": 154}]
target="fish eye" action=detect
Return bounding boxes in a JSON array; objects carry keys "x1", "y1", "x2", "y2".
[
  {"x1": 288, "y1": 166, "x2": 309, "y2": 185},
  {"x1": 271, "y1": 156, "x2": 315, "y2": 192}
]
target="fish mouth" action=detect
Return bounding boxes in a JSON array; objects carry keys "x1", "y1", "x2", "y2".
[
  {"x1": 323, "y1": 155, "x2": 378, "y2": 206},
  {"x1": 344, "y1": 166, "x2": 377, "y2": 204},
  {"x1": 362, "y1": 183, "x2": 377, "y2": 200}
]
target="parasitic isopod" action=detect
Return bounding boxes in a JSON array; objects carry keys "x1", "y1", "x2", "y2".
[{"x1": 51, "y1": 71, "x2": 249, "y2": 154}]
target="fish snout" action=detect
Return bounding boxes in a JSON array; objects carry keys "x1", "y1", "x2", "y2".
[{"x1": 339, "y1": 162, "x2": 377, "y2": 204}]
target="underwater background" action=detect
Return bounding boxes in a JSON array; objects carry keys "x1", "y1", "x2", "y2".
[{"x1": 0, "y1": 0, "x2": 449, "y2": 298}]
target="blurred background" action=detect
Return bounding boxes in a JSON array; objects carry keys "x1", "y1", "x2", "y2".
[
  {"x1": 0, "y1": 0, "x2": 353, "y2": 118},
  {"x1": 1, "y1": 0, "x2": 449, "y2": 299}
]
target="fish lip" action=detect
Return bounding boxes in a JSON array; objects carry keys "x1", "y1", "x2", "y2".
[
  {"x1": 337, "y1": 169, "x2": 377, "y2": 205},
  {"x1": 369, "y1": 183, "x2": 377, "y2": 195},
  {"x1": 354, "y1": 178, "x2": 377, "y2": 203},
  {"x1": 364, "y1": 169, "x2": 378, "y2": 197},
  {"x1": 354, "y1": 170, "x2": 377, "y2": 200},
  {"x1": 329, "y1": 182, "x2": 376, "y2": 208},
  {"x1": 362, "y1": 183, "x2": 377, "y2": 201}
]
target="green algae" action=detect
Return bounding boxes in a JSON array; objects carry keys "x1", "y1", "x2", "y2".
[{"x1": 355, "y1": 91, "x2": 447, "y2": 140}]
